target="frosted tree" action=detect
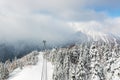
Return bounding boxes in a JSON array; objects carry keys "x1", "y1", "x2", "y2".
[
  {"x1": 88, "y1": 43, "x2": 105, "y2": 80},
  {"x1": 0, "y1": 62, "x2": 9, "y2": 80},
  {"x1": 46, "y1": 42, "x2": 120, "y2": 80}
]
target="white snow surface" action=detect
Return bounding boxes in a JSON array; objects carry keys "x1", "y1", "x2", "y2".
[{"x1": 8, "y1": 52, "x2": 53, "y2": 80}]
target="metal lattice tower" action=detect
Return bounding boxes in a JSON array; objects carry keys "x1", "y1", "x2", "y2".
[{"x1": 41, "y1": 40, "x2": 48, "y2": 80}]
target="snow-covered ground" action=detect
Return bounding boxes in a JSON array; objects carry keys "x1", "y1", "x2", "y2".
[{"x1": 8, "y1": 52, "x2": 53, "y2": 80}]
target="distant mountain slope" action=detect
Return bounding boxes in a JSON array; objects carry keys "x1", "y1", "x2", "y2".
[{"x1": 74, "y1": 30, "x2": 120, "y2": 44}]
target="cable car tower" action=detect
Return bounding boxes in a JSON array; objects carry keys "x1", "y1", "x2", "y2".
[{"x1": 41, "y1": 40, "x2": 48, "y2": 80}]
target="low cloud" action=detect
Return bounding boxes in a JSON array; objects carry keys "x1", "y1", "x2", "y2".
[
  {"x1": 71, "y1": 17, "x2": 120, "y2": 35},
  {"x1": 0, "y1": 14, "x2": 75, "y2": 43},
  {"x1": 0, "y1": 0, "x2": 120, "y2": 44}
]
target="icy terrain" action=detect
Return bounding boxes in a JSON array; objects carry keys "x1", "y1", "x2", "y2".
[{"x1": 8, "y1": 52, "x2": 53, "y2": 80}]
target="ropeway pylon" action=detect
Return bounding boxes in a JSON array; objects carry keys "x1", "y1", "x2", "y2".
[{"x1": 41, "y1": 40, "x2": 48, "y2": 80}]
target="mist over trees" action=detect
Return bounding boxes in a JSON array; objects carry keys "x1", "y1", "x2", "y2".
[
  {"x1": 0, "y1": 42, "x2": 39, "y2": 62},
  {"x1": 0, "y1": 31, "x2": 82, "y2": 62}
]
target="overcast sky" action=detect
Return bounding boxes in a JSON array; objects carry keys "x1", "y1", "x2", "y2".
[{"x1": 0, "y1": 0, "x2": 120, "y2": 42}]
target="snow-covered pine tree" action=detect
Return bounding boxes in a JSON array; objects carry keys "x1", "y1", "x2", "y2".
[{"x1": 89, "y1": 43, "x2": 105, "y2": 80}]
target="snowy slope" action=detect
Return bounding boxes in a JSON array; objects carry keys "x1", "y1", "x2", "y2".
[{"x1": 8, "y1": 52, "x2": 53, "y2": 80}]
